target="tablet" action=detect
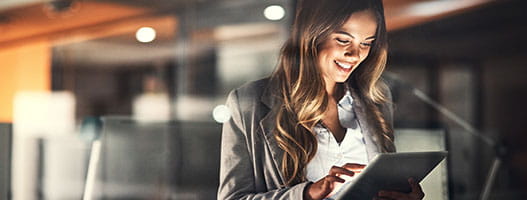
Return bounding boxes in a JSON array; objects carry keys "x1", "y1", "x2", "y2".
[{"x1": 332, "y1": 151, "x2": 447, "y2": 200}]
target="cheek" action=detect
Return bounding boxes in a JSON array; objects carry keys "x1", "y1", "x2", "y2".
[
  {"x1": 325, "y1": 47, "x2": 342, "y2": 61},
  {"x1": 316, "y1": 52, "x2": 329, "y2": 73},
  {"x1": 318, "y1": 42, "x2": 346, "y2": 65},
  {"x1": 360, "y1": 49, "x2": 371, "y2": 62},
  {"x1": 319, "y1": 48, "x2": 337, "y2": 64}
]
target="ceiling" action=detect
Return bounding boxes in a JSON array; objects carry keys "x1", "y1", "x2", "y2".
[
  {"x1": 383, "y1": 0, "x2": 500, "y2": 31},
  {"x1": 0, "y1": 0, "x2": 514, "y2": 65},
  {"x1": 388, "y1": 0, "x2": 527, "y2": 60},
  {"x1": 0, "y1": 0, "x2": 501, "y2": 45},
  {"x1": 0, "y1": 1, "x2": 151, "y2": 47}
]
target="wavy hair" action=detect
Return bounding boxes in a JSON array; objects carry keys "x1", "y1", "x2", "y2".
[{"x1": 270, "y1": 0, "x2": 395, "y2": 186}]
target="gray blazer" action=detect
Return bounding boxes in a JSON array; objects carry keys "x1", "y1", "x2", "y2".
[{"x1": 217, "y1": 78, "x2": 393, "y2": 200}]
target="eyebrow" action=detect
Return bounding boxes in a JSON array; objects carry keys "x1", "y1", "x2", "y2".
[{"x1": 335, "y1": 30, "x2": 376, "y2": 40}]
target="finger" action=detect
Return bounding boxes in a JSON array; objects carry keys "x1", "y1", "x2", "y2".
[
  {"x1": 319, "y1": 176, "x2": 345, "y2": 196},
  {"x1": 409, "y1": 178, "x2": 421, "y2": 191},
  {"x1": 378, "y1": 190, "x2": 407, "y2": 199},
  {"x1": 342, "y1": 163, "x2": 366, "y2": 173},
  {"x1": 311, "y1": 176, "x2": 345, "y2": 198},
  {"x1": 324, "y1": 175, "x2": 346, "y2": 184},
  {"x1": 342, "y1": 163, "x2": 366, "y2": 170},
  {"x1": 408, "y1": 178, "x2": 425, "y2": 199},
  {"x1": 329, "y1": 166, "x2": 355, "y2": 177}
]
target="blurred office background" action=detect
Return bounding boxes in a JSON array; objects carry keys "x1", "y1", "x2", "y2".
[{"x1": 0, "y1": 0, "x2": 525, "y2": 199}]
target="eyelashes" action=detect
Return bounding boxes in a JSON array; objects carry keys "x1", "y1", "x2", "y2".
[
  {"x1": 360, "y1": 42, "x2": 373, "y2": 47},
  {"x1": 335, "y1": 38, "x2": 374, "y2": 47},
  {"x1": 336, "y1": 38, "x2": 350, "y2": 44}
]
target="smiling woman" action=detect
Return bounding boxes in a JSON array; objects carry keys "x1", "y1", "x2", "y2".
[
  {"x1": 217, "y1": 0, "x2": 424, "y2": 199},
  {"x1": 317, "y1": 10, "x2": 377, "y2": 87}
]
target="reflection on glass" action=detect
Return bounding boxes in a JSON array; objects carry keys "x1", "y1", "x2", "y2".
[
  {"x1": 1, "y1": 0, "x2": 525, "y2": 199},
  {"x1": 85, "y1": 116, "x2": 222, "y2": 199}
]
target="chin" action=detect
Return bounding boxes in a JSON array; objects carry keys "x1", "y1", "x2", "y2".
[{"x1": 335, "y1": 75, "x2": 352, "y2": 83}]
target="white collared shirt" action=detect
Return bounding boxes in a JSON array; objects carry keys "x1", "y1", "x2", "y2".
[{"x1": 305, "y1": 90, "x2": 368, "y2": 182}]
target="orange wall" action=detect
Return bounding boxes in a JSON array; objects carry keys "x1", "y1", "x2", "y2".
[{"x1": 0, "y1": 41, "x2": 51, "y2": 123}]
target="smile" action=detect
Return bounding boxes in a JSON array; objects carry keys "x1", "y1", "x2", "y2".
[{"x1": 335, "y1": 60, "x2": 353, "y2": 69}]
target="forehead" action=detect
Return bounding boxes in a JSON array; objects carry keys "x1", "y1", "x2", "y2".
[{"x1": 339, "y1": 10, "x2": 378, "y2": 37}]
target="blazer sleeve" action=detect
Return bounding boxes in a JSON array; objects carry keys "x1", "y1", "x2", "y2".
[
  {"x1": 217, "y1": 89, "x2": 311, "y2": 200},
  {"x1": 382, "y1": 86, "x2": 395, "y2": 128},
  {"x1": 379, "y1": 84, "x2": 396, "y2": 152}
]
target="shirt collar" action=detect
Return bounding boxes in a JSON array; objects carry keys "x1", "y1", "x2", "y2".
[{"x1": 338, "y1": 86, "x2": 359, "y2": 129}]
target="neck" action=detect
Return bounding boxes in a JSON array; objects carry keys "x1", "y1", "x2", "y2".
[{"x1": 324, "y1": 80, "x2": 344, "y2": 101}]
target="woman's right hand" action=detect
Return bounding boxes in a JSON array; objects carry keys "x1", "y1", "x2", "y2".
[{"x1": 304, "y1": 163, "x2": 366, "y2": 200}]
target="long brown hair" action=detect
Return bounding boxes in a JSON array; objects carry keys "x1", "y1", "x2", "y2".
[{"x1": 270, "y1": 0, "x2": 395, "y2": 186}]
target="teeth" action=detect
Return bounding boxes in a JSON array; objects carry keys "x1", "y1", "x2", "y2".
[{"x1": 335, "y1": 61, "x2": 352, "y2": 69}]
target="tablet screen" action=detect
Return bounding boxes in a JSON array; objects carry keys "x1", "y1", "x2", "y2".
[{"x1": 332, "y1": 151, "x2": 447, "y2": 200}]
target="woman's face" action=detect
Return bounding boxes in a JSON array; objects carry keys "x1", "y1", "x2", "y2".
[{"x1": 317, "y1": 10, "x2": 378, "y2": 85}]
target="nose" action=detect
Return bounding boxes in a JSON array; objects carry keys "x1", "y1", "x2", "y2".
[{"x1": 344, "y1": 45, "x2": 360, "y2": 62}]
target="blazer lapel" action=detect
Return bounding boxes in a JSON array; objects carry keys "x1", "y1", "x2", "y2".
[
  {"x1": 259, "y1": 80, "x2": 286, "y2": 184},
  {"x1": 349, "y1": 87, "x2": 381, "y2": 161}
]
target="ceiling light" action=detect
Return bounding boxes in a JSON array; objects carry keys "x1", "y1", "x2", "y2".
[
  {"x1": 136, "y1": 27, "x2": 156, "y2": 43},
  {"x1": 264, "y1": 5, "x2": 285, "y2": 21}
]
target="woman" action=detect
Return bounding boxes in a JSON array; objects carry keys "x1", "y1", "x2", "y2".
[{"x1": 218, "y1": 0, "x2": 425, "y2": 199}]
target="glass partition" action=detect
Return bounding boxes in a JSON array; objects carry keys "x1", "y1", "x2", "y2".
[{"x1": 3, "y1": 0, "x2": 527, "y2": 199}]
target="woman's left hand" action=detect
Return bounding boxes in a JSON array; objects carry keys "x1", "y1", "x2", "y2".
[{"x1": 374, "y1": 178, "x2": 425, "y2": 200}]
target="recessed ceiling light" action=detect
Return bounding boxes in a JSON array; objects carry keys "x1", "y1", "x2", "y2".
[
  {"x1": 136, "y1": 27, "x2": 156, "y2": 43},
  {"x1": 264, "y1": 5, "x2": 285, "y2": 21}
]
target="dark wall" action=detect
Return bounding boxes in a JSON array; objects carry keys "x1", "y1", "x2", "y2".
[
  {"x1": 388, "y1": 0, "x2": 527, "y2": 199},
  {"x1": 482, "y1": 54, "x2": 527, "y2": 195}
]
